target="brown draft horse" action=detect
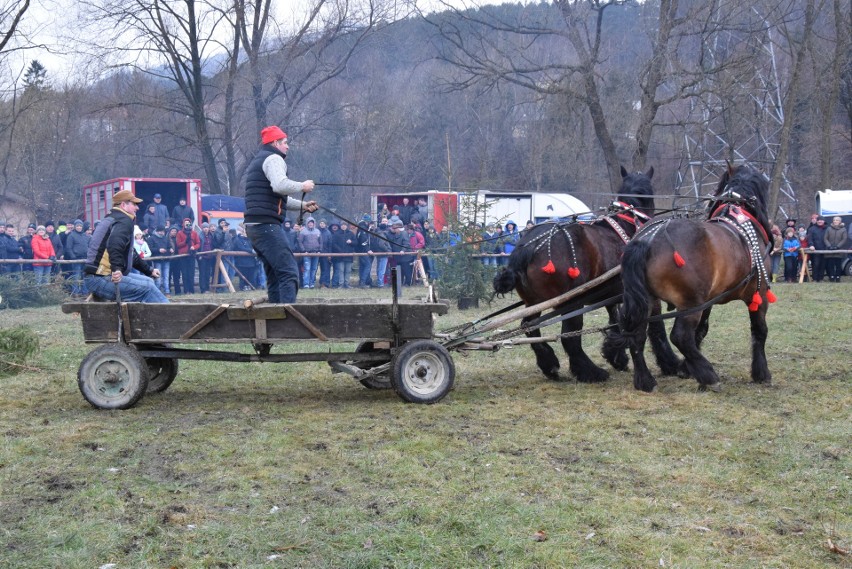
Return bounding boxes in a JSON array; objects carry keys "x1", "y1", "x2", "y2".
[
  {"x1": 493, "y1": 166, "x2": 681, "y2": 383},
  {"x1": 615, "y1": 164, "x2": 775, "y2": 392}
]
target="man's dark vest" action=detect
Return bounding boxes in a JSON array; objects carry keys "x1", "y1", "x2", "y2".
[{"x1": 244, "y1": 145, "x2": 288, "y2": 225}]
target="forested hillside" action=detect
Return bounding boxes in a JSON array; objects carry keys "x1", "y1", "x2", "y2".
[{"x1": 0, "y1": 0, "x2": 848, "y2": 222}]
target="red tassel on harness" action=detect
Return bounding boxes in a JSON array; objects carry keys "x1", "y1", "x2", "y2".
[
  {"x1": 568, "y1": 267, "x2": 580, "y2": 279},
  {"x1": 766, "y1": 290, "x2": 777, "y2": 303},
  {"x1": 673, "y1": 251, "x2": 686, "y2": 267},
  {"x1": 748, "y1": 291, "x2": 763, "y2": 312},
  {"x1": 542, "y1": 260, "x2": 556, "y2": 274}
]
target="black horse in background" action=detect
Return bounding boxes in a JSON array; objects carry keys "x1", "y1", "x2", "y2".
[
  {"x1": 614, "y1": 164, "x2": 775, "y2": 392},
  {"x1": 493, "y1": 166, "x2": 681, "y2": 383}
]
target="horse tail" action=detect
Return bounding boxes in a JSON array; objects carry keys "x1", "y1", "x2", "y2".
[
  {"x1": 493, "y1": 266, "x2": 517, "y2": 294},
  {"x1": 613, "y1": 239, "x2": 652, "y2": 349}
]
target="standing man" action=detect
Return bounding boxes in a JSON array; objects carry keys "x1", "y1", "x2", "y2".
[
  {"x1": 171, "y1": 197, "x2": 194, "y2": 227},
  {"x1": 243, "y1": 126, "x2": 318, "y2": 304},
  {"x1": 150, "y1": 193, "x2": 169, "y2": 229},
  {"x1": 19, "y1": 223, "x2": 36, "y2": 273},
  {"x1": 175, "y1": 218, "x2": 200, "y2": 293},
  {"x1": 83, "y1": 190, "x2": 167, "y2": 303}
]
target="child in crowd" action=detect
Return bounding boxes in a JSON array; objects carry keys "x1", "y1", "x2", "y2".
[{"x1": 782, "y1": 227, "x2": 800, "y2": 283}]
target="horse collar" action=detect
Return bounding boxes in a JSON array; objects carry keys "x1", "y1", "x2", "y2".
[{"x1": 711, "y1": 204, "x2": 769, "y2": 243}]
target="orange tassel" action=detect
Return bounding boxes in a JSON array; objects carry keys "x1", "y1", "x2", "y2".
[
  {"x1": 568, "y1": 267, "x2": 580, "y2": 279},
  {"x1": 752, "y1": 292, "x2": 763, "y2": 306},
  {"x1": 673, "y1": 251, "x2": 685, "y2": 267},
  {"x1": 542, "y1": 260, "x2": 556, "y2": 274},
  {"x1": 748, "y1": 302, "x2": 759, "y2": 312},
  {"x1": 766, "y1": 290, "x2": 777, "y2": 303}
]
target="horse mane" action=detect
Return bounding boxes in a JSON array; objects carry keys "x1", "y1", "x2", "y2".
[{"x1": 709, "y1": 165, "x2": 772, "y2": 239}]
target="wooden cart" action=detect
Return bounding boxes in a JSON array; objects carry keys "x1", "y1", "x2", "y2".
[{"x1": 62, "y1": 288, "x2": 452, "y2": 409}]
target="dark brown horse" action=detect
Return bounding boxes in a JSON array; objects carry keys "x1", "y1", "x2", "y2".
[
  {"x1": 493, "y1": 166, "x2": 681, "y2": 383},
  {"x1": 615, "y1": 164, "x2": 775, "y2": 392}
]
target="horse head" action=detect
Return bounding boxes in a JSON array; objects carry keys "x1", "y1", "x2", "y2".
[
  {"x1": 710, "y1": 164, "x2": 772, "y2": 240},
  {"x1": 618, "y1": 165, "x2": 656, "y2": 218}
]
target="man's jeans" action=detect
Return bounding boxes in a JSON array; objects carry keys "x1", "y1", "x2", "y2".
[
  {"x1": 319, "y1": 256, "x2": 331, "y2": 287},
  {"x1": 333, "y1": 260, "x2": 353, "y2": 287},
  {"x1": 375, "y1": 256, "x2": 388, "y2": 287},
  {"x1": 85, "y1": 273, "x2": 169, "y2": 303},
  {"x1": 154, "y1": 261, "x2": 170, "y2": 294},
  {"x1": 70, "y1": 262, "x2": 87, "y2": 295},
  {"x1": 302, "y1": 255, "x2": 319, "y2": 287},
  {"x1": 246, "y1": 223, "x2": 299, "y2": 303},
  {"x1": 358, "y1": 255, "x2": 373, "y2": 286}
]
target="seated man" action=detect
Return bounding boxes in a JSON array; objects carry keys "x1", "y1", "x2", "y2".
[{"x1": 83, "y1": 190, "x2": 168, "y2": 303}]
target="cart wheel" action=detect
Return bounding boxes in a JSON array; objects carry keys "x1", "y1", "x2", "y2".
[
  {"x1": 145, "y1": 357, "x2": 179, "y2": 393},
  {"x1": 391, "y1": 340, "x2": 455, "y2": 404},
  {"x1": 78, "y1": 343, "x2": 150, "y2": 410}
]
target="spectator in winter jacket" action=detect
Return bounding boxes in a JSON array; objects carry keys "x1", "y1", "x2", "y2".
[
  {"x1": 133, "y1": 228, "x2": 152, "y2": 260},
  {"x1": 31, "y1": 225, "x2": 56, "y2": 284},
  {"x1": 782, "y1": 228, "x2": 800, "y2": 283},
  {"x1": 298, "y1": 216, "x2": 323, "y2": 288},
  {"x1": 331, "y1": 222, "x2": 356, "y2": 288},
  {"x1": 168, "y1": 227, "x2": 183, "y2": 294},
  {"x1": 176, "y1": 218, "x2": 200, "y2": 293},
  {"x1": 356, "y1": 218, "x2": 373, "y2": 287},
  {"x1": 0, "y1": 223, "x2": 17, "y2": 275},
  {"x1": 806, "y1": 216, "x2": 828, "y2": 282},
  {"x1": 147, "y1": 226, "x2": 172, "y2": 295},
  {"x1": 65, "y1": 220, "x2": 92, "y2": 294},
  {"x1": 142, "y1": 204, "x2": 158, "y2": 232},
  {"x1": 149, "y1": 194, "x2": 169, "y2": 229},
  {"x1": 211, "y1": 218, "x2": 234, "y2": 288},
  {"x1": 197, "y1": 222, "x2": 215, "y2": 293},
  {"x1": 18, "y1": 223, "x2": 36, "y2": 272},
  {"x1": 317, "y1": 219, "x2": 333, "y2": 288},
  {"x1": 232, "y1": 228, "x2": 257, "y2": 291},
  {"x1": 824, "y1": 216, "x2": 848, "y2": 282},
  {"x1": 481, "y1": 225, "x2": 500, "y2": 266},
  {"x1": 171, "y1": 197, "x2": 194, "y2": 227},
  {"x1": 369, "y1": 219, "x2": 392, "y2": 287},
  {"x1": 44, "y1": 221, "x2": 64, "y2": 276}
]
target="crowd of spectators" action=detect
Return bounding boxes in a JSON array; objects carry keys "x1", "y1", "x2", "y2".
[{"x1": 2, "y1": 202, "x2": 849, "y2": 294}]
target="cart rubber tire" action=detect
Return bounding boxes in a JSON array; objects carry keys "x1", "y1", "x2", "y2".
[
  {"x1": 78, "y1": 343, "x2": 150, "y2": 410},
  {"x1": 391, "y1": 340, "x2": 455, "y2": 404},
  {"x1": 145, "y1": 357, "x2": 179, "y2": 393}
]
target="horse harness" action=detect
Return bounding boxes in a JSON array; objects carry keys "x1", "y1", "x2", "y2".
[
  {"x1": 708, "y1": 203, "x2": 772, "y2": 294},
  {"x1": 522, "y1": 203, "x2": 651, "y2": 277}
]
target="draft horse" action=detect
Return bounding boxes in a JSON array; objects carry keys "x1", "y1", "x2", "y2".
[
  {"x1": 615, "y1": 163, "x2": 775, "y2": 392},
  {"x1": 493, "y1": 166, "x2": 681, "y2": 383}
]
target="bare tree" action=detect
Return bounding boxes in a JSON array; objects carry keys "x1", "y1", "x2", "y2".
[{"x1": 77, "y1": 0, "x2": 234, "y2": 194}]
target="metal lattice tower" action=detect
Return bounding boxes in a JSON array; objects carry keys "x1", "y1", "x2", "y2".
[{"x1": 676, "y1": 8, "x2": 797, "y2": 217}]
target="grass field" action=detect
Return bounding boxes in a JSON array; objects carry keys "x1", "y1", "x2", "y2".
[{"x1": 0, "y1": 283, "x2": 849, "y2": 568}]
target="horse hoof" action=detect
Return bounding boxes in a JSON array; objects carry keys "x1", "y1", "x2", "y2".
[{"x1": 698, "y1": 382, "x2": 722, "y2": 393}]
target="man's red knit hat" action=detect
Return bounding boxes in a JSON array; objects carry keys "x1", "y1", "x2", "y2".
[{"x1": 261, "y1": 126, "x2": 287, "y2": 145}]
